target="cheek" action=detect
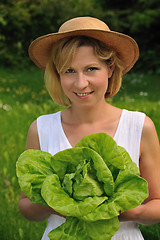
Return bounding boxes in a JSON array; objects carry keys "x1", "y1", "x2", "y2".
[
  {"x1": 97, "y1": 73, "x2": 108, "y2": 87},
  {"x1": 60, "y1": 76, "x2": 67, "y2": 89},
  {"x1": 60, "y1": 76, "x2": 72, "y2": 96},
  {"x1": 96, "y1": 75, "x2": 109, "y2": 96}
]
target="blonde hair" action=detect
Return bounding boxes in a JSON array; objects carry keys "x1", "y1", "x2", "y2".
[{"x1": 44, "y1": 36, "x2": 124, "y2": 106}]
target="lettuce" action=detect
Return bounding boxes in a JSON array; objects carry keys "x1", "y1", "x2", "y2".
[{"x1": 16, "y1": 133, "x2": 148, "y2": 240}]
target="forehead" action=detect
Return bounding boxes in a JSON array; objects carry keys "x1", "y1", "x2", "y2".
[{"x1": 70, "y1": 46, "x2": 101, "y2": 66}]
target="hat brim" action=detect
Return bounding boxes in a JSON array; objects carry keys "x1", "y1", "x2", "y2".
[{"x1": 28, "y1": 29, "x2": 139, "y2": 74}]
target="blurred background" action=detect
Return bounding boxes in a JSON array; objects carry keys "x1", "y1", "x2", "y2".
[
  {"x1": 0, "y1": 0, "x2": 160, "y2": 72},
  {"x1": 0, "y1": 0, "x2": 160, "y2": 239}
]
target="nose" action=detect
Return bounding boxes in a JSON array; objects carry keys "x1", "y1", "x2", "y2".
[{"x1": 74, "y1": 72, "x2": 89, "y2": 89}]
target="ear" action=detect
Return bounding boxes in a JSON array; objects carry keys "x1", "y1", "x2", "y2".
[{"x1": 108, "y1": 64, "x2": 115, "y2": 78}]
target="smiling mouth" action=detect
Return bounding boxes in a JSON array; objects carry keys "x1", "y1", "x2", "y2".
[{"x1": 74, "y1": 91, "x2": 94, "y2": 96}]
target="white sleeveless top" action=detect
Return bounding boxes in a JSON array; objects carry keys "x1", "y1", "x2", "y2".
[{"x1": 37, "y1": 109, "x2": 146, "y2": 240}]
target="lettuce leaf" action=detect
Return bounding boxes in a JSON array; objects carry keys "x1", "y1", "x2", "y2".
[
  {"x1": 16, "y1": 150, "x2": 53, "y2": 206},
  {"x1": 48, "y1": 216, "x2": 120, "y2": 240},
  {"x1": 16, "y1": 133, "x2": 148, "y2": 240}
]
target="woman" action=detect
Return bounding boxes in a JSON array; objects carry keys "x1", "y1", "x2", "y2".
[{"x1": 19, "y1": 16, "x2": 160, "y2": 239}]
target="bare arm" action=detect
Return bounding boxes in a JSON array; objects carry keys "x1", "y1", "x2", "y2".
[
  {"x1": 119, "y1": 116, "x2": 160, "y2": 225},
  {"x1": 19, "y1": 120, "x2": 64, "y2": 221},
  {"x1": 19, "y1": 192, "x2": 55, "y2": 222}
]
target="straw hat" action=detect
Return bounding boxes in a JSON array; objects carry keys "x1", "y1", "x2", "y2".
[{"x1": 29, "y1": 16, "x2": 139, "y2": 74}]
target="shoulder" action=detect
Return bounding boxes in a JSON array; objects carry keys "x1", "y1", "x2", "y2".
[
  {"x1": 142, "y1": 115, "x2": 158, "y2": 141},
  {"x1": 27, "y1": 120, "x2": 38, "y2": 139},
  {"x1": 122, "y1": 109, "x2": 145, "y2": 132},
  {"x1": 36, "y1": 112, "x2": 61, "y2": 135},
  {"x1": 26, "y1": 120, "x2": 40, "y2": 150},
  {"x1": 143, "y1": 115, "x2": 157, "y2": 131},
  {"x1": 26, "y1": 112, "x2": 61, "y2": 150},
  {"x1": 27, "y1": 112, "x2": 60, "y2": 138},
  {"x1": 140, "y1": 115, "x2": 159, "y2": 159},
  {"x1": 37, "y1": 112, "x2": 60, "y2": 125},
  {"x1": 123, "y1": 109, "x2": 145, "y2": 119}
]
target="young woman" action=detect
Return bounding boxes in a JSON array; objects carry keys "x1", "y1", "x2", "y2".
[{"x1": 19, "y1": 17, "x2": 160, "y2": 240}]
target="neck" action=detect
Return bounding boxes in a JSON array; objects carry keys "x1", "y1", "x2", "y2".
[{"x1": 66, "y1": 101, "x2": 112, "y2": 124}]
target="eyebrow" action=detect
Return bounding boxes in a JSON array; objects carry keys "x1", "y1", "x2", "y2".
[{"x1": 70, "y1": 62, "x2": 100, "y2": 69}]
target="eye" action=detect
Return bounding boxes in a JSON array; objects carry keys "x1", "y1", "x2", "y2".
[
  {"x1": 87, "y1": 67, "x2": 99, "y2": 72},
  {"x1": 65, "y1": 68, "x2": 75, "y2": 73}
]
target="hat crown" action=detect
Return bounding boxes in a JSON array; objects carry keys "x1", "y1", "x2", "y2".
[
  {"x1": 58, "y1": 17, "x2": 110, "y2": 33},
  {"x1": 29, "y1": 16, "x2": 139, "y2": 74}
]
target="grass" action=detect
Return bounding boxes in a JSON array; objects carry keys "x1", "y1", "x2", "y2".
[{"x1": 0, "y1": 67, "x2": 160, "y2": 239}]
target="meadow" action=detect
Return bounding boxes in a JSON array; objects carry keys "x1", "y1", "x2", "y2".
[{"x1": 0, "y1": 67, "x2": 160, "y2": 240}]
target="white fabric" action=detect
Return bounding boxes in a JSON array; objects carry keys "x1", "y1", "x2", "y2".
[{"x1": 37, "y1": 109, "x2": 145, "y2": 240}]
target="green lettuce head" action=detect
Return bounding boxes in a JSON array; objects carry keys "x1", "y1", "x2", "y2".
[{"x1": 16, "y1": 133, "x2": 148, "y2": 240}]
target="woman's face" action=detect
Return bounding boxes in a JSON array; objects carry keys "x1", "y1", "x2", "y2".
[{"x1": 60, "y1": 45, "x2": 113, "y2": 107}]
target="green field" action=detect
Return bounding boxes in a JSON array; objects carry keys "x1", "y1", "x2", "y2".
[{"x1": 0, "y1": 67, "x2": 160, "y2": 240}]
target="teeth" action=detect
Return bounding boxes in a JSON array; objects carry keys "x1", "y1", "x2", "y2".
[{"x1": 76, "y1": 93, "x2": 89, "y2": 96}]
